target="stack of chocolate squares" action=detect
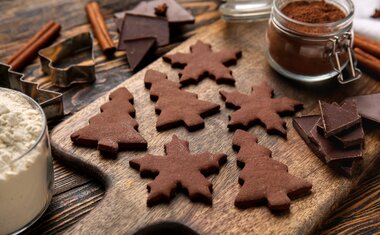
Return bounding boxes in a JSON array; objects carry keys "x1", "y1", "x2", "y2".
[
  {"x1": 113, "y1": 0, "x2": 195, "y2": 70},
  {"x1": 293, "y1": 100, "x2": 365, "y2": 176}
]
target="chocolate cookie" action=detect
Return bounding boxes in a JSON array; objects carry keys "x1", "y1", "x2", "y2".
[
  {"x1": 232, "y1": 130, "x2": 312, "y2": 211},
  {"x1": 220, "y1": 82, "x2": 302, "y2": 137},
  {"x1": 71, "y1": 87, "x2": 147, "y2": 155},
  {"x1": 163, "y1": 40, "x2": 242, "y2": 85},
  {"x1": 130, "y1": 135, "x2": 227, "y2": 206},
  {"x1": 145, "y1": 69, "x2": 220, "y2": 131}
]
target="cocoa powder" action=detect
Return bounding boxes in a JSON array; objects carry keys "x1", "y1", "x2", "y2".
[
  {"x1": 282, "y1": 1, "x2": 346, "y2": 24},
  {"x1": 267, "y1": 0, "x2": 350, "y2": 79}
]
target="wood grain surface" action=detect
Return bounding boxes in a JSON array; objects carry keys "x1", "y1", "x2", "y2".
[
  {"x1": 49, "y1": 20, "x2": 380, "y2": 234},
  {"x1": 0, "y1": 0, "x2": 378, "y2": 234}
]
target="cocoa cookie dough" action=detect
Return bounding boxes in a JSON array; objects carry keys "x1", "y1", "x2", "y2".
[
  {"x1": 163, "y1": 40, "x2": 241, "y2": 86},
  {"x1": 220, "y1": 82, "x2": 302, "y2": 137},
  {"x1": 130, "y1": 135, "x2": 227, "y2": 206},
  {"x1": 232, "y1": 130, "x2": 312, "y2": 211},
  {"x1": 71, "y1": 87, "x2": 147, "y2": 155},
  {"x1": 145, "y1": 69, "x2": 220, "y2": 131}
]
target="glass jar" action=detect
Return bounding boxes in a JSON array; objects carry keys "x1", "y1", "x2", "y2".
[
  {"x1": 266, "y1": 0, "x2": 361, "y2": 83},
  {"x1": 220, "y1": 0, "x2": 273, "y2": 22},
  {"x1": 0, "y1": 88, "x2": 54, "y2": 235}
]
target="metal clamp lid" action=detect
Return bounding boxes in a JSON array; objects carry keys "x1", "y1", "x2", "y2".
[{"x1": 329, "y1": 32, "x2": 362, "y2": 84}]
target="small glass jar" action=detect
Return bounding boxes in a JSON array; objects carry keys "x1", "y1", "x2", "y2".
[
  {"x1": 220, "y1": 0, "x2": 273, "y2": 22},
  {"x1": 266, "y1": 0, "x2": 361, "y2": 83},
  {"x1": 0, "y1": 88, "x2": 54, "y2": 235}
]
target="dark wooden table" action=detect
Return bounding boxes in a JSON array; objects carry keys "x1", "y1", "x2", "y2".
[{"x1": 0, "y1": 0, "x2": 379, "y2": 234}]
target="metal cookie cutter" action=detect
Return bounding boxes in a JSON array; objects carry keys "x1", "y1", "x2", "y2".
[
  {"x1": 0, "y1": 63, "x2": 63, "y2": 120},
  {"x1": 38, "y1": 32, "x2": 96, "y2": 88}
]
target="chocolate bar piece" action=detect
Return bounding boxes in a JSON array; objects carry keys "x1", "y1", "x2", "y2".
[
  {"x1": 293, "y1": 115, "x2": 363, "y2": 176},
  {"x1": 124, "y1": 38, "x2": 156, "y2": 70},
  {"x1": 319, "y1": 100, "x2": 361, "y2": 137},
  {"x1": 114, "y1": 0, "x2": 195, "y2": 32},
  {"x1": 316, "y1": 119, "x2": 365, "y2": 148},
  {"x1": 332, "y1": 123, "x2": 364, "y2": 148},
  {"x1": 308, "y1": 119, "x2": 363, "y2": 163},
  {"x1": 118, "y1": 14, "x2": 169, "y2": 50},
  {"x1": 347, "y1": 93, "x2": 380, "y2": 125}
]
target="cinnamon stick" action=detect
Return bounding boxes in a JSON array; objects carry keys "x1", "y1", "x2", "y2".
[
  {"x1": 6, "y1": 21, "x2": 61, "y2": 71},
  {"x1": 354, "y1": 34, "x2": 380, "y2": 59},
  {"x1": 354, "y1": 48, "x2": 380, "y2": 76},
  {"x1": 85, "y1": 2, "x2": 115, "y2": 55}
]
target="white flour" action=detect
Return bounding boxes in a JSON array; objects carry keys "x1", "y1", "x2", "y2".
[{"x1": 0, "y1": 90, "x2": 52, "y2": 235}]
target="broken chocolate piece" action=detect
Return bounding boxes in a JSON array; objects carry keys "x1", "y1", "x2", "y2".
[
  {"x1": 114, "y1": 0, "x2": 194, "y2": 32},
  {"x1": 347, "y1": 93, "x2": 380, "y2": 125},
  {"x1": 316, "y1": 119, "x2": 365, "y2": 148},
  {"x1": 331, "y1": 124, "x2": 364, "y2": 148},
  {"x1": 319, "y1": 100, "x2": 361, "y2": 137},
  {"x1": 293, "y1": 115, "x2": 320, "y2": 143},
  {"x1": 154, "y1": 3, "x2": 168, "y2": 16},
  {"x1": 308, "y1": 118, "x2": 363, "y2": 163},
  {"x1": 124, "y1": 38, "x2": 156, "y2": 70},
  {"x1": 293, "y1": 116, "x2": 363, "y2": 176},
  {"x1": 118, "y1": 14, "x2": 169, "y2": 50}
]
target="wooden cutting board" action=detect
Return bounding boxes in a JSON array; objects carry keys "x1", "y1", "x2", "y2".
[{"x1": 50, "y1": 20, "x2": 380, "y2": 235}]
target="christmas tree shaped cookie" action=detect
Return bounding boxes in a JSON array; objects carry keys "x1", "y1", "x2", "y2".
[
  {"x1": 130, "y1": 135, "x2": 227, "y2": 206},
  {"x1": 232, "y1": 130, "x2": 312, "y2": 211},
  {"x1": 71, "y1": 87, "x2": 147, "y2": 155},
  {"x1": 145, "y1": 69, "x2": 220, "y2": 131}
]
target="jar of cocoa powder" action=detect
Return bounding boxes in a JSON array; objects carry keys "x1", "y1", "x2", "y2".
[{"x1": 267, "y1": 0, "x2": 361, "y2": 83}]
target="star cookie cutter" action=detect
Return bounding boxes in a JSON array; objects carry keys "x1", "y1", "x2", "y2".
[
  {"x1": 0, "y1": 63, "x2": 64, "y2": 120},
  {"x1": 38, "y1": 32, "x2": 96, "y2": 88}
]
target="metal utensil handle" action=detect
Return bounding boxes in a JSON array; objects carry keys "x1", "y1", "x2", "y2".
[{"x1": 329, "y1": 32, "x2": 362, "y2": 84}]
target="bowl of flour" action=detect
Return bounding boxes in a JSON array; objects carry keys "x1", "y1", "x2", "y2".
[{"x1": 0, "y1": 88, "x2": 53, "y2": 235}]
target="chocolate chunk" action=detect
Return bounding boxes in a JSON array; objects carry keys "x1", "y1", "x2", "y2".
[
  {"x1": 316, "y1": 119, "x2": 365, "y2": 148},
  {"x1": 293, "y1": 115, "x2": 320, "y2": 142},
  {"x1": 319, "y1": 100, "x2": 361, "y2": 137},
  {"x1": 114, "y1": 0, "x2": 194, "y2": 31},
  {"x1": 114, "y1": 18, "x2": 123, "y2": 33},
  {"x1": 118, "y1": 14, "x2": 169, "y2": 50},
  {"x1": 124, "y1": 38, "x2": 156, "y2": 70},
  {"x1": 293, "y1": 116, "x2": 363, "y2": 176},
  {"x1": 154, "y1": 3, "x2": 168, "y2": 16},
  {"x1": 332, "y1": 124, "x2": 365, "y2": 148},
  {"x1": 308, "y1": 119, "x2": 363, "y2": 163},
  {"x1": 348, "y1": 93, "x2": 380, "y2": 124}
]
